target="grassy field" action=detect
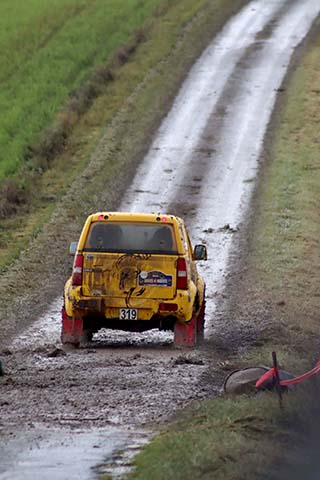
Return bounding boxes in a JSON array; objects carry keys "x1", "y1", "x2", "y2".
[
  {"x1": 0, "y1": 0, "x2": 166, "y2": 181},
  {"x1": 127, "y1": 21, "x2": 320, "y2": 480},
  {"x1": 0, "y1": 0, "x2": 247, "y2": 270}
]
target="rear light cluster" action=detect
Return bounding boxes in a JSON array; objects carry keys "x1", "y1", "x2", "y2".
[
  {"x1": 159, "y1": 303, "x2": 178, "y2": 312},
  {"x1": 176, "y1": 258, "x2": 188, "y2": 289},
  {"x1": 72, "y1": 254, "x2": 83, "y2": 286}
]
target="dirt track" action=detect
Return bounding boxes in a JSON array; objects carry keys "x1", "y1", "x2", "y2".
[
  {"x1": 2, "y1": 329, "x2": 220, "y2": 428},
  {"x1": 1, "y1": 1, "x2": 320, "y2": 479}
]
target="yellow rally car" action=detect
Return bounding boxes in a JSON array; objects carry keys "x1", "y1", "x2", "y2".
[{"x1": 62, "y1": 212, "x2": 207, "y2": 347}]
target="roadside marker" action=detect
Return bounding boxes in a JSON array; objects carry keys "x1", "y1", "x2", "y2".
[{"x1": 272, "y1": 352, "x2": 283, "y2": 409}]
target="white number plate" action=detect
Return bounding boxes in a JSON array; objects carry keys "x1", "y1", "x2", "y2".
[{"x1": 119, "y1": 308, "x2": 138, "y2": 320}]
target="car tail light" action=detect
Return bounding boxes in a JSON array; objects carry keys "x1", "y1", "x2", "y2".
[
  {"x1": 177, "y1": 258, "x2": 188, "y2": 290},
  {"x1": 72, "y1": 254, "x2": 83, "y2": 286},
  {"x1": 159, "y1": 303, "x2": 178, "y2": 312}
]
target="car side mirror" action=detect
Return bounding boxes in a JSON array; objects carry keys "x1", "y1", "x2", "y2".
[
  {"x1": 69, "y1": 242, "x2": 78, "y2": 256},
  {"x1": 193, "y1": 244, "x2": 207, "y2": 261}
]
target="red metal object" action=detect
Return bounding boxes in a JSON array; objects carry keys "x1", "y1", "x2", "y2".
[
  {"x1": 174, "y1": 313, "x2": 197, "y2": 347},
  {"x1": 280, "y1": 361, "x2": 320, "y2": 386},
  {"x1": 256, "y1": 368, "x2": 276, "y2": 388},
  {"x1": 61, "y1": 307, "x2": 83, "y2": 345},
  {"x1": 256, "y1": 358, "x2": 320, "y2": 389}
]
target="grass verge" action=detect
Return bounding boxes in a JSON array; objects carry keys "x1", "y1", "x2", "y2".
[
  {"x1": 126, "y1": 18, "x2": 320, "y2": 480},
  {"x1": 129, "y1": 391, "x2": 318, "y2": 480},
  {"x1": 0, "y1": 0, "x2": 164, "y2": 181}
]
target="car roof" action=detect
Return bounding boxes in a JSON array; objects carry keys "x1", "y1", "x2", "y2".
[{"x1": 88, "y1": 212, "x2": 183, "y2": 225}]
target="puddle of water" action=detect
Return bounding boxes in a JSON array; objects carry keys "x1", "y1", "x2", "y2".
[
  {"x1": 94, "y1": 435, "x2": 151, "y2": 479},
  {"x1": 0, "y1": 426, "x2": 150, "y2": 480}
]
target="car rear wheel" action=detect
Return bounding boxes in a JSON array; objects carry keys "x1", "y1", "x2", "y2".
[
  {"x1": 196, "y1": 300, "x2": 205, "y2": 343},
  {"x1": 80, "y1": 329, "x2": 93, "y2": 344}
]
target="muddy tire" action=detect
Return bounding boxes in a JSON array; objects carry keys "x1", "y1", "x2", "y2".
[
  {"x1": 80, "y1": 330, "x2": 93, "y2": 345},
  {"x1": 196, "y1": 301, "x2": 205, "y2": 343}
]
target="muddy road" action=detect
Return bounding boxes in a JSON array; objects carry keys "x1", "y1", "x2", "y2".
[{"x1": 1, "y1": 1, "x2": 320, "y2": 479}]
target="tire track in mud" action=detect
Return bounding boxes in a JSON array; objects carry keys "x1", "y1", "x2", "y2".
[
  {"x1": 121, "y1": 0, "x2": 287, "y2": 214},
  {"x1": 1, "y1": 1, "x2": 320, "y2": 479}
]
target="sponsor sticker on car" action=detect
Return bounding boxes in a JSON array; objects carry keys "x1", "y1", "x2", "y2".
[{"x1": 138, "y1": 270, "x2": 173, "y2": 287}]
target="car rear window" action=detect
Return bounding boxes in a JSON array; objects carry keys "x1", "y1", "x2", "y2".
[{"x1": 83, "y1": 222, "x2": 178, "y2": 254}]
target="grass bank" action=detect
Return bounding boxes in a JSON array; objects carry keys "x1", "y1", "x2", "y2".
[
  {"x1": 126, "y1": 19, "x2": 320, "y2": 480},
  {"x1": 129, "y1": 392, "x2": 317, "y2": 480},
  {"x1": 0, "y1": 0, "x2": 163, "y2": 181}
]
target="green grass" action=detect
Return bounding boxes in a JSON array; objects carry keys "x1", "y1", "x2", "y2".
[
  {"x1": 130, "y1": 392, "x2": 316, "y2": 480},
  {"x1": 0, "y1": 0, "x2": 165, "y2": 180},
  {"x1": 248, "y1": 38, "x2": 320, "y2": 336}
]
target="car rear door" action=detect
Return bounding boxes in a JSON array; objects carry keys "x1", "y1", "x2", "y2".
[{"x1": 81, "y1": 221, "x2": 178, "y2": 300}]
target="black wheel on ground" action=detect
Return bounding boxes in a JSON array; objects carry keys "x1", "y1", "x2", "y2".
[
  {"x1": 61, "y1": 334, "x2": 80, "y2": 347},
  {"x1": 80, "y1": 330, "x2": 93, "y2": 344},
  {"x1": 196, "y1": 301, "x2": 206, "y2": 343}
]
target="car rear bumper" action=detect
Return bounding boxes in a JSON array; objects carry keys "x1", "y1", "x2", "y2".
[{"x1": 65, "y1": 286, "x2": 194, "y2": 324}]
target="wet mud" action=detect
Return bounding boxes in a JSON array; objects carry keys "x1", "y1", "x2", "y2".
[
  {"x1": 0, "y1": 332, "x2": 221, "y2": 479},
  {"x1": 1, "y1": 340, "x2": 218, "y2": 429}
]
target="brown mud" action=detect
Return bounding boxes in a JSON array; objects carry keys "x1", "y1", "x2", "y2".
[{"x1": 1, "y1": 341, "x2": 221, "y2": 429}]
